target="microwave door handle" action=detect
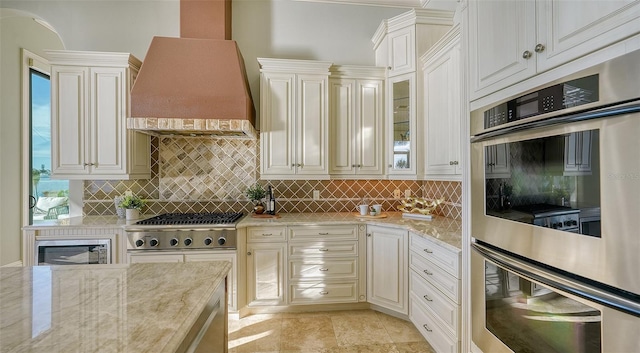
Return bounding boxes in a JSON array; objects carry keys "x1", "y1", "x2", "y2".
[{"x1": 97, "y1": 246, "x2": 108, "y2": 264}]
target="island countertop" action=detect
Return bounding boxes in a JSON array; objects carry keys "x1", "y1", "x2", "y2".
[{"x1": 0, "y1": 261, "x2": 231, "y2": 353}]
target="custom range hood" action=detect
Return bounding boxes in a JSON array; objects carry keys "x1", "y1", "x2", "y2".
[{"x1": 128, "y1": 0, "x2": 256, "y2": 138}]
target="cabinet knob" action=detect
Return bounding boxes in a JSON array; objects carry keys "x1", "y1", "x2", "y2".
[
  {"x1": 387, "y1": 66, "x2": 392, "y2": 71},
  {"x1": 388, "y1": 164, "x2": 393, "y2": 168},
  {"x1": 453, "y1": 161, "x2": 459, "y2": 165},
  {"x1": 449, "y1": 161, "x2": 454, "y2": 165},
  {"x1": 319, "y1": 268, "x2": 329, "y2": 272},
  {"x1": 357, "y1": 164, "x2": 361, "y2": 168},
  {"x1": 522, "y1": 50, "x2": 532, "y2": 59},
  {"x1": 352, "y1": 164, "x2": 356, "y2": 168},
  {"x1": 247, "y1": 251, "x2": 252, "y2": 255},
  {"x1": 319, "y1": 291, "x2": 329, "y2": 295},
  {"x1": 367, "y1": 233, "x2": 371, "y2": 237},
  {"x1": 535, "y1": 43, "x2": 545, "y2": 53}
]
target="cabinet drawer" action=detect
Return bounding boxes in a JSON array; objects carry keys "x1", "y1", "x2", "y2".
[
  {"x1": 410, "y1": 293, "x2": 459, "y2": 353},
  {"x1": 410, "y1": 251, "x2": 460, "y2": 303},
  {"x1": 289, "y1": 281, "x2": 358, "y2": 304},
  {"x1": 410, "y1": 233, "x2": 460, "y2": 278},
  {"x1": 289, "y1": 241, "x2": 358, "y2": 258},
  {"x1": 410, "y1": 270, "x2": 459, "y2": 337},
  {"x1": 289, "y1": 258, "x2": 358, "y2": 280},
  {"x1": 247, "y1": 227, "x2": 287, "y2": 242},
  {"x1": 288, "y1": 225, "x2": 357, "y2": 241}
]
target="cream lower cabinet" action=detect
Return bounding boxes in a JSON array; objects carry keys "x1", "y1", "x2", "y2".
[
  {"x1": 246, "y1": 225, "x2": 364, "y2": 308},
  {"x1": 46, "y1": 50, "x2": 150, "y2": 180},
  {"x1": 408, "y1": 232, "x2": 461, "y2": 353},
  {"x1": 127, "y1": 251, "x2": 237, "y2": 311},
  {"x1": 288, "y1": 225, "x2": 365, "y2": 305},
  {"x1": 366, "y1": 225, "x2": 408, "y2": 315},
  {"x1": 246, "y1": 227, "x2": 287, "y2": 306}
]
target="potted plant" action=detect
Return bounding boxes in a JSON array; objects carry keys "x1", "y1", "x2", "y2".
[
  {"x1": 118, "y1": 194, "x2": 146, "y2": 220},
  {"x1": 245, "y1": 183, "x2": 266, "y2": 214}
]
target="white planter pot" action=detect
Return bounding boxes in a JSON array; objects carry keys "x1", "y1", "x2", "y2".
[{"x1": 125, "y1": 209, "x2": 140, "y2": 220}]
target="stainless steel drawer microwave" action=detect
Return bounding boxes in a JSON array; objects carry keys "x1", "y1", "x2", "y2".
[{"x1": 35, "y1": 239, "x2": 111, "y2": 266}]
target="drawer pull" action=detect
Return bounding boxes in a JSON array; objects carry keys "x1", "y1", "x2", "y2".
[
  {"x1": 261, "y1": 233, "x2": 272, "y2": 236},
  {"x1": 319, "y1": 268, "x2": 329, "y2": 272},
  {"x1": 423, "y1": 269, "x2": 433, "y2": 276},
  {"x1": 423, "y1": 248, "x2": 433, "y2": 254},
  {"x1": 318, "y1": 248, "x2": 329, "y2": 252},
  {"x1": 423, "y1": 294, "x2": 433, "y2": 302},
  {"x1": 318, "y1": 232, "x2": 329, "y2": 235},
  {"x1": 423, "y1": 324, "x2": 433, "y2": 332},
  {"x1": 319, "y1": 291, "x2": 329, "y2": 295}
]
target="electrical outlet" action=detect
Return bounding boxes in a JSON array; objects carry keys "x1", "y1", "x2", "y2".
[
  {"x1": 405, "y1": 189, "x2": 411, "y2": 198},
  {"x1": 393, "y1": 189, "x2": 401, "y2": 198},
  {"x1": 125, "y1": 190, "x2": 133, "y2": 196},
  {"x1": 313, "y1": 190, "x2": 320, "y2": 200}
]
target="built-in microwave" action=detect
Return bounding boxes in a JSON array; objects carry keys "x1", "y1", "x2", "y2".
[{"x1": 35, "y1": 239, "x2": 111, "y2": 265}]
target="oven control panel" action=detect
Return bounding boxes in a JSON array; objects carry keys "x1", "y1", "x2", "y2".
[{"x1": 484, "y1": 74, "x2": 599, "y2": 129}]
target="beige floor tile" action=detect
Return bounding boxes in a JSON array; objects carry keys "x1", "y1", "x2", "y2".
[
  {"x1": 281, "y1": 316, "x2": 339, "y2": 351},
  {"x1": 320, "y1": 343, "x2": 401, "y2": 353},
  {"x1": 394, "y1": 341, "x2": 437, "y2": 353},
  {"x1": 229, "y1": 314, "x2": 282, "y2": 353},
  {"x1": 331, "y1": 311, "x2": 393, "y2": 346},
  {"x1": 374, "y1": 312, "x2": 425, "y2": 343}
]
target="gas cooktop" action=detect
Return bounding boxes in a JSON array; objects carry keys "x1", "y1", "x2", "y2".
[{"x1": 134, "y1": 212, "x2": 244, "y2": 226}]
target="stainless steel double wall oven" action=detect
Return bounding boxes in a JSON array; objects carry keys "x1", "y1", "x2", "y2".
[{"x1": 470, "y1": 50, "x2": 640, "y2": 353}]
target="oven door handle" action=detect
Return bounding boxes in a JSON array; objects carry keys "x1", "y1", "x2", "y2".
[{"x1": 472, "y1": 241, "x2": 640, "y2": 317}]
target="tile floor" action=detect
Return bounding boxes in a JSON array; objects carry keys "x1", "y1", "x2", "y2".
[{"x1": 228, "y1": 309, "x2": 436, "y2": 353}]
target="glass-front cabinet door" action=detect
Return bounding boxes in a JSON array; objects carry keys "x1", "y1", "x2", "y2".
[{"x1": 388, "y1": 73, "x2": 416, "y2": 176}]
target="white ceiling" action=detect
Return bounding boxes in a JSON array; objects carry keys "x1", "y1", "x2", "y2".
[{"x1": 293, "y1": 0, "x2": 458, "y2": 10}]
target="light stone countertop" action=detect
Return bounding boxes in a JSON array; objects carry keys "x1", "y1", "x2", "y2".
[
  {"x1": 0, "y1": 261, "x2": 231, "y2": 353},
  {"x1": 238, "y1": 212, "x2": 462, "y2": 251},
  {"x1": 22, "y1": 212, "x2": 462, "y2": 251}
]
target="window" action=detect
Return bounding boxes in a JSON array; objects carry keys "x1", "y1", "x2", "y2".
[{"x1": 27, "y1": 63, "x2": 70, "y2": 224}]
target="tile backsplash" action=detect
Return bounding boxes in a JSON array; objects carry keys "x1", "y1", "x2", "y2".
[{"x1": 84, "y1": 136, "x2": 461, "y2": 220}]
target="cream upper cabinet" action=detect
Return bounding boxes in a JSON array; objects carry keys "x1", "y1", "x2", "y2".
[
  {"x1": 372, "y1": 9, "x2": 453, "y2": 178},
  {"x1": 329, "y1": 66, "x2": 385, "y2": 177},
  {"x1": 388, "y1": 74, "x2": 417, "y2": 175},
  {"x1": 366, "y1": 225, "x2": 408, "y2": 315},
  {"x1": 422, "y1": 26, "x2": 462, "y2": 180},
  {"x1": 469, "y1": 0, "x2": 640, "y2": 100},
  {"x1": 47, "y1": 50, "x2": 150, "y2": 180},
  {"x1": 258, "y1": 58, "x2": 332, "y2": 179}
]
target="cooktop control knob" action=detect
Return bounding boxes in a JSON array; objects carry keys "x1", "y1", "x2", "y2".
[
  {"x1": 184, "y1": 238, "x2": 193, "y2": 246},
  {"x1": 150, "y1": 238, "x2": 159, "y2": 247},
  {"x1": 170, "y1": 238, "x2": 179, "y2": 247},
  {"x1": 204, "y1": 237, "x2": 213, "y2": 246},
  {"x1": 218, "y1": 237, "x2": 226, "y2": 246},
  {"x1": 135, "y1": 239, "x2": 144, "y2": 247}
]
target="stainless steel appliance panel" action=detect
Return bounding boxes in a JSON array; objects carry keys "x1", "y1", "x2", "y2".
[
  {"x1": 35, "y1": 239, "x2": 111, "y2": 265},
  {"x1": 471, "y1": 112, "x2": 640, "y2": 296},
  {"x1": 471, "y1": 243, "x2": 640, "y2": 353}
]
